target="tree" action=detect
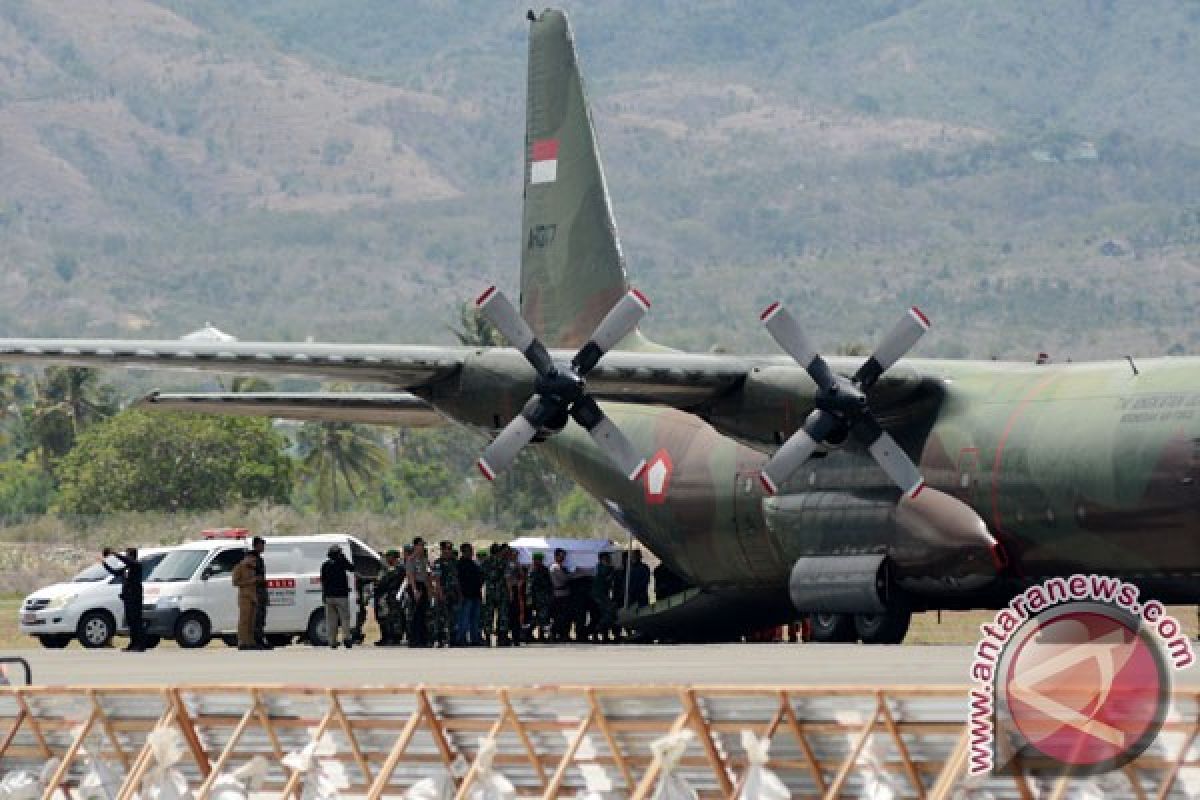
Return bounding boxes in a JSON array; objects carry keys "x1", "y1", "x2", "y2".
[
  {"x1": 295, "y1": 421, "x2": 389, "y2": 513},
  {"x1": 22, "y1": 367, "x2": 118, "y2": 473},
  {"x1": 39, "y1": 367, "x2": 118, "y2": 433},
  {"x1": 56, "y1": 411, "x2": 292, "y2": 513}
]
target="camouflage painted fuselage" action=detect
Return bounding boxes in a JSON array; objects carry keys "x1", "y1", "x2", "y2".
[{"x1": 436, "y1": 354, "x2": 1200, "y2": 618}]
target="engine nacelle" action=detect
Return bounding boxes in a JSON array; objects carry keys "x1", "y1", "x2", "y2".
[{"x1": 788, "y1": 553, "x2": 889, "y2": 614}]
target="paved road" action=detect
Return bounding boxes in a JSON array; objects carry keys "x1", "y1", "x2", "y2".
[
  {"x1": 7, "y1": 642, "x2": 988, "y2": 686},
  {"x1": 7, "y1": 642, "x2": 1194, "y2": 687}
]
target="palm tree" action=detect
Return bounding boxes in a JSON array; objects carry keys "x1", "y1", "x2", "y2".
[
  {"x1": 39, "y1": 367, "x2": 118, "y2": 434},
  {"x1": 22, "y1": 367, "x2": 116, "y2": 472},
  {"x1": 295, "y1": 421, "x2": 389, "y2": 513}
]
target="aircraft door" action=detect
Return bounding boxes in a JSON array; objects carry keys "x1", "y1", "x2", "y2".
[{"x1": 734, "y1": 471, "x2": 780, "y2": 581}]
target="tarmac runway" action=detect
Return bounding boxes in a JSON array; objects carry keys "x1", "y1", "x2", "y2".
[{"x1": 11, "y1": 642, "x2": 1200, "y2": 687}]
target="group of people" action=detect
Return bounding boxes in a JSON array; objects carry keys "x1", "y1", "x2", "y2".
[
  {"x1": 360, "y1": 539, "x2": 653, "y2": 649},
  {"x1": 99, "y1": 536, "x2": 659, "y2": 652}
]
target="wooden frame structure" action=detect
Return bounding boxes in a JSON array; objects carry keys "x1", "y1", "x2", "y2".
[{"x1": 0, "y1": 685, "x2": 1196, "y2": 798}]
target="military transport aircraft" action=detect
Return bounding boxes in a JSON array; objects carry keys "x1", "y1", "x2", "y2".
[{"x1": 1, "y1": 10, "x2": 1197, "y2": 644}]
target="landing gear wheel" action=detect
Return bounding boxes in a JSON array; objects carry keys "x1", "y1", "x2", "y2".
[
  {"x1": 854, "y1": 609, "x2": 912, "y2": 645},
  {"x1": 175, "y1": 612, "x2": 212, "y2": 649},
  {"x1": 37, "y1": 633, "x2": 72, "y2": 649},
  {"x1": 808, "y1": 612, "x2": 856, "y2": 643}
]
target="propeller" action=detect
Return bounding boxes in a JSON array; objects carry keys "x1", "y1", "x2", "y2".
[
  {"x1": 474, "y1": 285, "x2": 651, "y2": 483},
  {"x1": 758, "y1": 302, "x2": 930, "y2": 498}
]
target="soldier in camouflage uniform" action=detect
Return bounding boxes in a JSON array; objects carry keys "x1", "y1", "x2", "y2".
[
  {"x1": 431, "y1": 541, "x2": 461, "y2": 647},
  {"x1": 350, "y1": 572, "x2": 372, "y2": 645},
  {"x1": 526, "y1": 552, "x2": 553, "y2": 642},
  {"x1": 480, "y1": 543, "x2": 501, "y2": 644},
  {"x1": 373, "y1": 549, "x2": 404, "y2": 646},
  {"x1": 502, "y1": 546, "x2": 523, "y2": 646}
]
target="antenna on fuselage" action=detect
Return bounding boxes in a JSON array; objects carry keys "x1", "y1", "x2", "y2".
[{"x1": 1125, "y1": 355, "x2": 1139, "y2": 376}]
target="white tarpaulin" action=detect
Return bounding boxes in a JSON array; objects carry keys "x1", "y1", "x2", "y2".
[{"x1": 506, "y1": 537, "x2": 619, "y2": 570}]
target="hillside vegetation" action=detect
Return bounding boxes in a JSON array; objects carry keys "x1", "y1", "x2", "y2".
[{"x1": 0, "y1": 0, "x2": 1196, "y2": 362}]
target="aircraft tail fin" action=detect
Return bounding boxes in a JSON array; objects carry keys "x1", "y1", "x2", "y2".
[{"x1": 520, "y1": 9, "x2": 648, "y2": 350}]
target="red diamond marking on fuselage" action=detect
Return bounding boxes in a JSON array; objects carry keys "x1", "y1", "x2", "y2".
[{"x1": 644, "y1": 449, "x2": 673, "y2": 505}]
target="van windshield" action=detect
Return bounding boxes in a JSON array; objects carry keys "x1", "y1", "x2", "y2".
[{"x1": 148, "y1": 550, "x2": 207, "y2": 582}]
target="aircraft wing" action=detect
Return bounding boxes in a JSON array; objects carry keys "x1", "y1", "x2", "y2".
[
  {"x1": 0, "y1": 339, "x2": 464, "y2": 385},
  {"x1": 0, "y1": 337, "x2": 940, "y2": 432},
  {"x1": 0, "y1": 338, "x2": 752, "y2": 409},
  {"x1": 136, "y1": 391, "x2": 446, "y2": 427}
]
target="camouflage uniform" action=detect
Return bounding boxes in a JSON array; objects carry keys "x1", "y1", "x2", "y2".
[
  {"x1": 503, "y1": 554, "x2": 523, "y2": 646},
  {"x1": 482, "y1": 545, "x2": 509, "y2": 645},
  {"x1": 480, "y1": 545, "x2": 499, "y2": 642},
  {"x1": 526, "y1": 556, "x2": 553, "y2": 641},
  {"x1": 350, "y1": 573, "x2": 372, "y2": 645},
  {"x1": 432, "y1": 545, "x2": 461, "y2": 646},
  {"x1": 374, "y1": 555, "x2": 404, "y2": 645}
]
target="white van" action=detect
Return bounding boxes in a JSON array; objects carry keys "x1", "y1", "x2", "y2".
[
  {"x1": 19, "y1": 547, "x2": 172, "y2": 649},
  {"x1": 141, "y1": 534, "x2": 381, "y2": 648}
]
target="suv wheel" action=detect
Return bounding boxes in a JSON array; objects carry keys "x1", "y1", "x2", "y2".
[
  {"x1": 76, "y1": 611, "x2": 116, "y2": 649},
  {"x1": 38, "y1": 633, "x2": 72, "y2": 649},
  {"x1": 175, "y1": 611, "x2": 212, "y2": 649}
]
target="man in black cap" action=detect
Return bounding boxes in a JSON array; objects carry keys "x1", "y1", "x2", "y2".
[
  {"x1": 320, "y1": 544, "x2": 354, "y2": 649},
  {"x1": 101, "y1": 547, "x2": 145, "y2": 652}
]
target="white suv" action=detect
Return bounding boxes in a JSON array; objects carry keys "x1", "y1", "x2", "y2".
[{"x1": 18, "y1": 548, "x2": 171, "y2": 649}]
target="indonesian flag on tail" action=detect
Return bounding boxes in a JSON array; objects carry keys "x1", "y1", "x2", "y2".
[{"x1": 530, "y1": 138, "x2": 558, "y2": 184}]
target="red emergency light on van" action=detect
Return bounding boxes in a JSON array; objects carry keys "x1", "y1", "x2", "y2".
[{"x1": 201, "y1": 527, "x2": 251, "y2": 540}]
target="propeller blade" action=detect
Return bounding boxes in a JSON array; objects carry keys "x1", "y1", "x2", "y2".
[
  {"x1": 852, "y1": 417, "x2": 925, "y2": 498},
  {"x1": 475, "y1": 286, "x2": 554, "y2": 376},
  {"x1": 477, "y1": 395, "x2": 554, "y2": 481},
  {"x1": 569, "y1": 396, "x2": 647, "y2": 480},
  {"x1": 758, "y1": 409, "x2": 839, "y2": 496},
  {"x1": 853, "y1": 306, "x2": 930, "y2": 389},
  {"x1": 572, "y1": 288, "x2": 651, "y2": 375},
  {"x1": 760, "y1": 302, "x2": 836, "y2": 391}
]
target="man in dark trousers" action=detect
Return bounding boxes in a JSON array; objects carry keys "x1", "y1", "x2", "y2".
[
  {"x1": 628, "y1": 549, "x2": 651, "y2": 608},
  {"x1": 456, "y1": 543, "x2": 483, "y2": 646},
  {"x1": 320, "y1": 544, "x2": 354, "y2": 649},
  {"x1": 251, "y1": 536, "x2": 271, "y2": 649},
  {"x1": 101, "y1": 547, "x2": 145, "y2": 652}
]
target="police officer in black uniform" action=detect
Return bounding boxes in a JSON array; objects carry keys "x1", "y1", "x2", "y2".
[{"x1": 101, "y1": 547, "x2": 145, "y2": 652}]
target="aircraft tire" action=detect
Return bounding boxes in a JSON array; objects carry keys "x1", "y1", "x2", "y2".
[
  {"x1": 808, "y1": 612, "x2": 856, "y2": 643},
  {"x1": 854, "y1": 609, "x2": 911, "y2": 645}
]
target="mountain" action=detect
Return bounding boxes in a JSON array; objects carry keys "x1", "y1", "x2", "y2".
[{"x1": 0, "y1": 0, "x2": 1196, "y2": 364}]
